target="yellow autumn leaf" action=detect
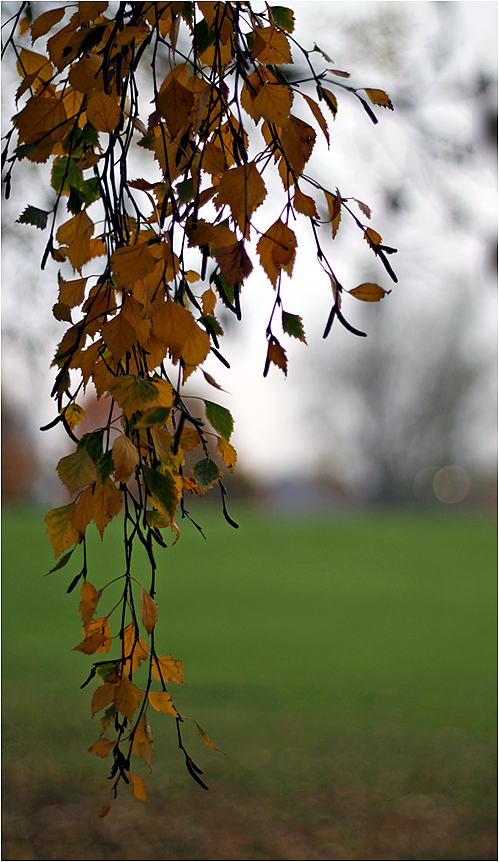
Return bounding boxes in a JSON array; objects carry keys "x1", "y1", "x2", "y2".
[
  {"x1": 16, "y1": 48, "x2": 53, "y2": 81},
  {"x1": 157, "y1": 75, "x2": 195, "y2": 139},
  {"x1": 187, "y1": 218, "x2": 238, "y2": 251},
  {"x1": 302, "y1": 93, "x2": 330, "y2": 145},
  {"x1": 63, "y1": 404, "x2": 86, "y2": 430},
  {"x1": 278, "y1": 115, "x2": 316, "y2": 186},
  {"x1": 217, "y1": 437, "x2": 237, "y2": 472},
  {"x1": 293, "y1": 187, "x2": 319, "y2": 218},
  {"x1": 45, "y1": 502, "x2": 79, "y2": 557},
  {"x1": 101, "y1": 311, "x2": 137, "y2": 363},
  {"x1": 152, "y1": 654, "x2": 185, "y2": 685},
  {"x1": 122, "y1": 621, "x2": 149, "y2": 673},
  {"x1": 181, "y1": 323, "x2": 211, "y2": 371},
  {"x1": 257, "y1": 219, "x2": 297, "y2": 287},
  {"x1": 201, "y1": 288, "x2": 217, "y2": 316},
  {"x1": 349, "y1": 283, "x2": 391, "y2": 302},
  {"x1": 56, "y1": 210, "x2": 94, "y2": 272},
  {"x1": 129, "y1": 771, "x2": 148, "y2": 802},
  {"x1": 30, "y1": 7, "x2": 66, "y2": 42},
  {"x1": 140, "y1": 586, "x2": 159, "y2": 634},
  {"x1": 324, "y1": 190, "x2": 342, "y2": 238},
  {"x1": 114, "y1": 677, "x2": 143, "y2": 722},
  {"x1": 73, "y1": 629, "x2": 110, "y2": 654},
  {"x1": 68, "y1": 54, "x2": 105, "y2": 94},
  {"x1": 251, "y1": 27, "x2": 292, "y2": 64},
  {"x1": 57, "y1": 448, "x2": 98, "y2": 493},
  {"x1": 147, "y1": 690, "x2": 178, "y2": 716},
  {"x1": 86, "y1": 91, "x2": 122, "y2": 132},
  {"x1": 364, "y1": 228, "x2": 382, "y2": 249},
  {"x1": 112, "y1": 434, "x2": 139, "y2": 482},
  {"x1": 91, "y1": 478, "x2": 123, "y2": 538},
  {"x1": 15, "y1": 97, "x2": 67, "y2": 145},
  {"x1": 252, "y1": 82, "x2": 293, "y2": 127},
  {"x1": 109, "y1": 374, "x2": 159, "y2": 418},
  {"x1": 88, "y1": 737, "x2": 117, "y2": 757},
  {"x1": 86, "y1": 617, "x2": 112, "y2": 654}
]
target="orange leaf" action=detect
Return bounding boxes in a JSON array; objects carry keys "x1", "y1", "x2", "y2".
[
  {"x1": 181, "y1": 323, "x2": 211, "y2": 374},
  {"x1": 86, "y1": 617, "x2": 112, "y2": 654},
  {"x1": 157, "y1": 75, "x2": 194, "y2": 139},
  {"x1": 98, "y1": 802, "x2": 112, "y2": 818},
  {"x1": 114, "y1": 677, "x2": 143, "y2": 722},
  {"x1": 140, "y1": 586, "x2": 158, "y2": 634},
  {"x1": 251, "y1": 27, "x2": 292, "y2": 64},
  {"x1": 30, "y1": 7, "x2": 66, "y2": 42},
  {"x1": 111, "y1": 243, "x2": 157, "y2": 286},
  {"x1": 88, "y1": 737, "x2": 117, "y2": 757},
  {"x1": 122, "y1": 621, "x2": 149, "y2": 673},
  {"x1": 91, "y1": 478, "x2": 123, "y2": 538},
  {"x1": 152, "y1": 654, "x2": 184, "y2": 685},
  {"x1": 324, "y1": 190, "x2": 342, "y2": 238},
  {"x1": 101, "y1": 312, "x2": 137, "y2": 363},
  {"x1": 56, "y1": 211, "x2": 94, "y2": 272},
  {"x1": 68, "y1": 54, "x2": 105, "y2": 95},
  {"x1": 293, "y1": 187, "x2": 319, "y2": 218},
  {"x1": 15, "y1": 96, "x2": 68, "y2": 145},
  {"x1": 57, "y1": 274, "x2": 87, "y2": 308},
  {"x1": 257, "y1": 219, "x2": 297, "y2": 287},
  {"x1": 214, "y1": 162, "x2": 267, "y2": 236},
  {"x1": 86, "y1": 91, "x2": 122, "y2": 132},
  {"x1": 217, "y1": 437, "x2": 237, "y2": 472},
  {"x1": 302, "y1": 93, "x2": 330, "y2": 145},
  {"x1": 73, "y1": 630, "x2": 109, "y2": 654},
  {"x1": 148, "y1": 690, "x2": 178, "y2": 716},
  {"x1": 252, "y1": 82, "x2": 293, "y2": 127},
  {"x1": 152, "y1": 298, "x2": 196, "y2": 364}
]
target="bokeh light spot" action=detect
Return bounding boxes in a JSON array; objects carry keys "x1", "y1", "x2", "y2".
[{"x1": 433, "y1": 465, "x2": 471, "y2": 504}]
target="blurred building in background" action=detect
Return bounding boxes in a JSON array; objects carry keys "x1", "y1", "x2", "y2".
[{"x1": 1, "y1": 1, "x2": 497, "y2": 510}]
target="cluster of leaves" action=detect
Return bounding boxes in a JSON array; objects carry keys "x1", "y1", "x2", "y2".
[{"x1": 2, "y1": 0, "x2": 396, "y2": 813}]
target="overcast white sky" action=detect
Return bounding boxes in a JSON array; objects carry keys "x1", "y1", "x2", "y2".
[{"x1": 2, "y1": 1, "x2": 497, "y2": 495}]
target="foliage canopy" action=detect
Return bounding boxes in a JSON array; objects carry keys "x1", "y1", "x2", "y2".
[{"x1": 2, "y1": 0, "x2": 396, "y2": 814}]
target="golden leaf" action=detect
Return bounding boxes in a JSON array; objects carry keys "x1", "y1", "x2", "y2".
[
  {"x1": 149, "y1": 378, "x2": 174, "y2": 410},
  {"x1": 324, "y1": 190, "x2": 342, "y2": 238},
  {"x1": 152, "y1": 298, "x2": 196, "y2": 364},
  {"x1": 112, "y1": 434, "x2": 139, "y2": 482},
  {"x1": 109, "y1": 374, "x2": 159, "y2": 418},
  {"x1": 151, "y1": 426, "x2": 173, "y2": 462},
  {"x1": 98, "y1": 803, "x2": 112, "y2": 819},
  {"x1": 122, "y1": 621, "x2": 149, "y2": 674},
  {"x1": 257, "y1": 219, "x2": 297, "y2": 287},
  {"x1": 30, "y1": 7, "x2": 66, "y2": 42},
  {"x1": 152, "y1": 654, "x2": 184, "y2": 685},
  {"x1": 178, "y1": 427, "x2": 200, "y2": 452},
  {"x1": 57, "y1": 448, "x2": 98, "y2": 493},
  {"x1": 157, "y1": 75, "x2": 194, "y2": 139},
  {"x1": 181, "y1": 323, "x2": 211, "y2": 373},
  {"x1": 68, "y1": 54, "x2": 105, "y2": 95},
  {"x1": 201, "y1": 288, "x2": 217, "y2": 316},
  {"x1": 77, "y1": 2, "x2": 109, "y2": 25},
  {"x1": 45, "y1": 502, "x2": 79, "y2": 557},
  {"x1": 47, "y1": 20, "x2": 81, "y2": 71},
  {"x1": 110, "y1": 243, "x2": 157, "y2": 286},
  {"x1": 73, "y1": 630, "x2": 110, "y2": 654},
  {"x1": 101, "y1": 312, "x2": 137, "y2": 363},
  {"x1": 187, "y1": 218, "x2": 238, "y2": 251},
  {"x1": 279, "y1": 115, "x2": 316, "y2": 187},
  {"x1": 71, "y1": 486, "x2": 95, "y2": 537},
  {"x1": 91, "y1": 683, "x2": 117, "y2": 717},
  {"x1": 56, "y1": 211, "x2": 94, "y2": 272},
  {"x1": 364, "y1": 228, "x2": 382, "y2": 249},
  {"x1": 15, "y1": 97, "x2": 68, "y2": 145},
  {"x1": 86, "y1": 617, "x2": 112, "y2": 654},
  {"x1": 80, "y1": 579, "x2": 102, "y2": 633},
  {"x1": 215, "y1": 241, "x2": 253, "y2": 286},
  {"x1": 86, "y1": 91, "x2": 122, "y2": 133},
  {"x1": 140, "y1": 586, "x2": 159, "y2": 635},
  {"x1": 302, "y1": 93, "x2": 329, "y2": 145},
  {"x1": 114, "y1": 677, "x2": 143, "y2": 722},
  {"x1": 58, "y1": 274, "x2": 87, "y2": 308},
  {"x1": 129, "y1": 772, "x2": 148, "y2": 802},
  {"x1": 91, "y1": 478, "x2": 123, "y2": 538},
  {"x1": 293, "y1": 187, "x2": 319, "y2": 218},
  {"x1": 16, "y1": 48, "x2": 53, "y2": 82},
  {"x1": 216, "y1": 437, "x2": 237, "y2": 472},
  {"x1": 251, "y1": 27, "x2": 292, "y2": 64},
  {"x1": 64, "y1": 404, "x2": 86, "y2": 430},
  {"x1": 363, "y1": 88, "x2": 394, "y2": 110},
  {"x1": 252, "y1": 82, "x2": 293, "y2": 127},
  {"x1": 349, "y1": 282, "x2": 391, "y2": 302},
  {"x1": 148, "y1": 690, "x2": 178, "y2": 716},
  {"x1": 214, "y1": 162, "x2": 267, "y2": 236},
  {"x1": 88, "y1": 737, "x2": 117, "y2": 757}
]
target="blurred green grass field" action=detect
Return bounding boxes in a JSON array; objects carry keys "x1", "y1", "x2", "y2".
[{"x1": 2, "y1": 505, "x2": 497, "y2": 860}]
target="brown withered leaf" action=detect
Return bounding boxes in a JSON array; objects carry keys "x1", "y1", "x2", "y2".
[
  {"x1": 122, "y1": 621, "x2": 149, "y2": 674},
  {"x1": 111, "y1": 243, "x2": 157, "y2": 286},
  {"x1": 215, "y1": 241, "x2": 253, "y2": 287},
  {"x1": 214, "y1": 162, "x2": 267, "y2": 236},
  {"x1": 56, "y1": 210, "x2": 94, "y2": 272},
  {"x1": 86, "y1": 617, "x2": 112, "y2": 654},
  {"x1": 140, "y1": 586, "x2": 159, "y2": 634},
  {"x1": 325, "y1": 190, "x2": 342, "y2": 238},
  {"x1": 257, "y1": 219, "x2": 297, "y2": 287},
  {"x1": 152, "y1": 654, "x2": 185, "y2": 685},
  {"x1": 73, "y1": 630, "x2": 109, "y2": 654},
  {"x1": 91, "y1": 683, "x2": 117, "y2": 717},
  {"x1": 187, "y1": 218, "x2": 237, "y2": 250},
  {"x1": 98, "y1": 802, "x2": 112, "y2": 819},
  {"x1": 57, "y1": 273, "x2": 87, "y2": 308},
  {"x1": 363, "y1": 88, "x2": 394, "y2": 110},
  {"x1": 302, "y1": 93, "x2": 330, "y2": 145},
  {"x1": 157, "y1": 76, "x2": 194, "y2": 139},
  {"x1": 267, "y1": 341, "x2": 288, "y2": 376},
  {"x1": 293, "y1": 187, "x2": 319, "y2": 218}
]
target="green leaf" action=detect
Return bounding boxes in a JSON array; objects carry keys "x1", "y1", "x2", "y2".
[
  {"x1": 81, "y1": 122, "x2": 100, "y2": 148},
  {"x1": 45, "y1": 544, "x2": 77, "y2": 576},
  {"x1": 97, "y1": 450, "x2": 114, "y2": 485},
  {"x1": 52, "y1": 157, "x2": 84, "y2": 196},
  {"x1": 270, "y1": 6, "x2": 295, "y2": 31},
  {"x1": 282, "y1": 311, "x2": 307, "y2": 343},
  {"x1": 201, "y1": 314, "x2": 224, "y2": 337},
  {"x1": 204, "y1": 400, "x2": 234, "y2": 441},
  {"x1": 78, "y1": 430, "x2": 105, "y2": 465},
  {"x1": 67, "y1": 186, "x2": 86, "y2": 214},
  {"x1": 177, "y1": 177, "x2": 195, "y2": 203},
  {"x1": 143, "y1": 465, "x2": 177, "y2": 517},
  {"x1": 193, "y1": 457, "x2": 221, "y2": 488},
  {"x1": 16, "y1": 205, "x2": 50, "y2": 230},
  {"x1": 96, "y1": 661, "x2": 120, "y2": 683},
  {"x1": 136, "y1": 406, "x2": 171, "y2": 427},
  {"x1": 81, "y1": 177, "x2": 101, "y2": 206},
  {"x1": 194, "y1": 18, "x2": 216, "y2": 53},
  {"x1": 52, "y1": 302, "x2": 73, "y2": 322}
]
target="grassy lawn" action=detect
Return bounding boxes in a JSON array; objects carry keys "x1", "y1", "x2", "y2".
[{"x1": 2, "y1": 504, "x2": 497, "y2": 860}]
